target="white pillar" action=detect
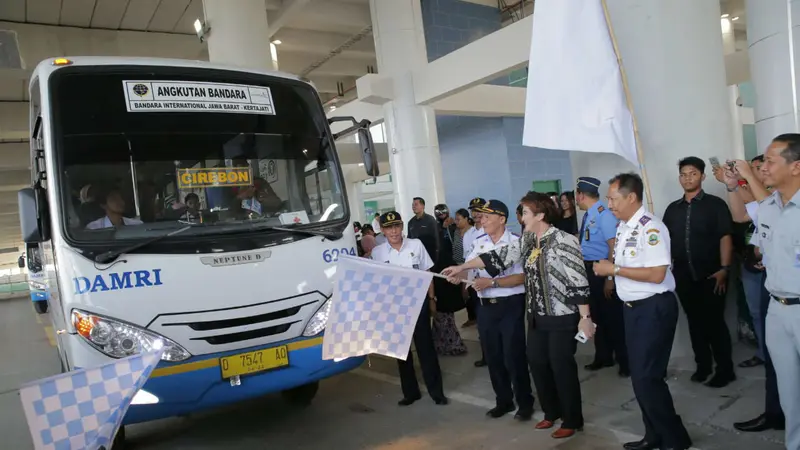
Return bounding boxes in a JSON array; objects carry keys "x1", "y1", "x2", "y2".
[
  {"x1": 369, "y1": 0, "x2": 445, "y2": 221},
  {"x1": 721, "y1": 17, "x2": 737, "y2": 54},
  {"x1": 348, "y1": 181, "x2": 364, "y2": 225},
  {"x1": 203, "y1": 0, "x2": 278, "y2": 70},
  {"x1": 746, "y1": 0, "x2": 800, "y2": 151},
  {"x1": 571, "y1": 0, "x2": 736, "y2": 362},
  {"x1": 721, "y1": 18, "x2": 746, "y2": 159}
]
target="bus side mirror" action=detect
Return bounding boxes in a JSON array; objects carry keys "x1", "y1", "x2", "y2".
[
  {"x1": 357, "y1": 128, "x2": 379, "y2": 178},
  {"x1": 18, "y1": 187, "x2": 49, "y2": 243}
]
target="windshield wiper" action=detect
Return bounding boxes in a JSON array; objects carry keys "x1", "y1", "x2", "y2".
[
  {"x1": 266, "y1": 225, "x2": 343, "y2": 240},
  {"x1": 94, "y1": 226, "x2": 194, "y2": 264}
]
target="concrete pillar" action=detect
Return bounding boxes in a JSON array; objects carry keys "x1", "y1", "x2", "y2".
[
  {"x1": 570, "y1": 0, "x2": 737, "y2": 362},
  {"x1": 348, "y1": 181, "x2": 365, "y2": 225},
  {"x1": 722, "y1": 17, "x2": 746, "y2": 159},
  {"x1": 746, "y1": 0, "x2": 800, "y2": 151},
  {"x1": 369, "y1": 0, "x2": 445, "y2": 221},
  {"x1": 203, "y1": 0, "x2": 278, "y2": 70}
]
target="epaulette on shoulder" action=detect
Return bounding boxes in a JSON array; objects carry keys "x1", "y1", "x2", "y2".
[
  {"x1": 638, "y1": 215, "x2": 651, "y2": 226},
  {"x1": 597, "y1": 205, "x2": 605, "y2": 213}
]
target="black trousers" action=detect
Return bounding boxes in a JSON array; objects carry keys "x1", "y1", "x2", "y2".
[
  {"x1": 478, "y1": 293, "x2": 534, "y2": 410},
  {"x1": 585, "y1": 263, "x2": 628, "y2": 369},
  {"x1": 527, "y1": 315, "x2": 583, "y2": 429},
  {"x1": 466, "y1": 287, "x2": 478, "y2": 321},
  {"x1": 760, "y1": 280, "x2": 785, "y2": 421},
  {"x1": 398, "y1": 302, "x2": 445, "y2": 399},
  {"x1": 469, "y1": 287, "x2": 486, "y2": 359},
  {"x1": 674, "y1": 273, "x2": 734, "y2": 375},
  {"x1": 624, "y1": 292, "x2": 691, "y2": 449}
]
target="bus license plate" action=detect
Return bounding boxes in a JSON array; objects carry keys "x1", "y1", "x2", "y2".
[{"x1": 220, "y1": 346, "x2": 289, "y2": 379}]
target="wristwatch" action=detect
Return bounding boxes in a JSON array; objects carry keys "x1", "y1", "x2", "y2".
[
  {"x1": 491, "y1": 279, "x2": 499, "y2": 289},
  {"x1": 721, "y1": 265, "x2": 731, "y2": 272},
  {"x1": 726, "y1": 185, "x2": 739, "y2": 192},
  {"x1": 613, "y1": 265, "x2": 621, "y2": 276},
  {"x1": 581, "y1": 314, "x2": 591, "y2": 320}
]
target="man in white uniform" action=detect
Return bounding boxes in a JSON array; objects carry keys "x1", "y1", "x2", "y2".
[
  {"x1": 371, "y1": 211, "x2": 448, "y2": 406},
  {"x1": 593, "y1": 173, "x2": 691, "y2": 450}
]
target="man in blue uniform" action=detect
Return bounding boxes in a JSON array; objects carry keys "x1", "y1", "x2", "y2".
[{"x1": 576, "y1": 177, "x2": 629, "y2": 377}]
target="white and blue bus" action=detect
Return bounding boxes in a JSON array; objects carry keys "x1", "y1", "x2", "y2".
[{"x1": 18, "y1": 56, "x2": 378, "y2": 445}]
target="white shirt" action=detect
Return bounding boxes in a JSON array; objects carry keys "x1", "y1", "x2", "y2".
[
  {"x1": 462, "y1": 226, "x2": 481, "y2": 261},
  {"x1": 370, "y1": 237, "x2": 434, "y2": 271},
  {"x1": 614, "y1": 206, "x2": 675, "y2": 301},
  {"x1": 371, "y1": 218, "x2": 381, "y2": 231},
  {"x1": 467, "y1": 229, "x2": 525, "y2": 298},
  {"x1": 85, "y1": 216, "x2": 143, "y2": 230},
  {"x1": 745, "y1": 201, "x2": 760, "y2": 246}
]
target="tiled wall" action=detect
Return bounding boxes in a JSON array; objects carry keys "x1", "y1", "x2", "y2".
[{"x1": 421, "y1": 0, "x2": 573, "y2": 229}]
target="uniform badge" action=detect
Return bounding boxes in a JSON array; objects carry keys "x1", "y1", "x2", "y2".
[
  {"x1": 631, "y1": 230, "x2": 639, "y2": 236},
  {"x1": 597, "y1": 206, "x2": 605, "y2": 213},
  {"x1": 584, "y1": 228, "x2": 590, "y2": 242},
  {"x1": 630, "y1": 251, "x2": 636, "y2": 257},
  {"x1": 410, "y1": 252, "x2": 415, "y2": 257},
  {"x1": 645, "y1": 228, "x2": 659, "y2": 234},
  {"x1": 648, "y1": 233, "x2": 659, "y2": 246},
  {"x1": 639, "y1": 216, "x2": 651, "y2": 226}
]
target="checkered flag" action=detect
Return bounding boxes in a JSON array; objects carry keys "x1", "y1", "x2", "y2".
[
  {"x1": 19, "y1": 349, "x2": 164, "y2": 450},
  {"x1": 323, "y1": 255, "x2": 433, "y2": 361}
]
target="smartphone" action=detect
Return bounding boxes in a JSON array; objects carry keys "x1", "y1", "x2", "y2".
[{"x1": 709, "y1": 157, "x2": 721, "y2": 169}]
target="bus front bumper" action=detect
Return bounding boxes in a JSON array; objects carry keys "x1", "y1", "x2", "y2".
[{"x1": 122, "y1": 336, "x2": 365, "y2": 425}]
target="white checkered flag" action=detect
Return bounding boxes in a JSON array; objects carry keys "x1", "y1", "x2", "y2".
[
  {"x1": 19, "y1": 348, "x2": 164, "y2": 450},
  {"x1": 323, "y1": 255, "x2": 434, "y2": 361}
]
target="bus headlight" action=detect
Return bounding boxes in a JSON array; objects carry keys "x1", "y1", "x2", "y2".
[
  {"x1": 302, "y1": 299, "x2": 332, "y2": 336},
  {"x1": 71, "y1": 309, "x2": 191, "y2": 362}
]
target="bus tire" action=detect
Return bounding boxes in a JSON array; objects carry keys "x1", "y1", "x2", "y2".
[
  {"x1": 34, "y1": 301, "x2": 48, "y2": 314},
  {"x1": 281, "y1": 381, "x2": 319, "y2": 406},
  {"x1": 110, "y1": 426, "x2": 125, "y2": 449}
]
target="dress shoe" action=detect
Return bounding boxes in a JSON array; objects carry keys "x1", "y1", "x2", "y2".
[
  {"x1": 397, "y1": 395, "x2": 422, "y2": 406},
  {"x1": 432, "y1": 396, "x2": 449, "y2": 405},
  {"x1": 474, "y1": 359, "x2": 487, "y2": 367},
  {"x1": 461, "y1": 319, "x2": 476, "y2": 328},
  {"x1": 514, "y1": 409, "x2": 533, "y2": 421},
  {"x1": 584, "y1": 361, "x2": 614, "y2": 371},
  {"x1": 622, "y1": 438, "x2": 660, "y2": 450},
  {"x1": 486, "y1": 403, "x2": 515, "y2": 418},
  {"x1": 690, "y1": 370, "x2": 711, "y2": 383},
  {"x1": 534, "y1": 419, "x2": 556, "y2": 430},
  {"x1": 738, "y1": 356, "x2": 764, "y2": 368},
  {"x1": 551, "y1": 427, "x2": 581, "y2": 439},
  {"x1": 705, "y1": 372, "x2": 736, "y2": 388},
  {"x1": 734, "y1": 413, "x2": 785, "y2": 432}
]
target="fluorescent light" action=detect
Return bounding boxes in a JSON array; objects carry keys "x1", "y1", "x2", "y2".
[
  {"x1": 732, "y1": 16, "x2": 740, "y2": 21},
  {"x1": 194, "y1": 19, "x2": 202, "y2": 33},
  {"x1": 272, "y1": 40, "x2": 282, "y2": 45},
  {"x1": 721, "y1": 13, "x2": 729, "y2": 18}
]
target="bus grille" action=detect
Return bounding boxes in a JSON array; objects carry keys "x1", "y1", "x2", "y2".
[{"x1": 146, "y1": 291, "x2": 327, "y2": 355}]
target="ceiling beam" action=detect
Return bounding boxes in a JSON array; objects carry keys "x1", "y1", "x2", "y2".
[
  {"x1": 279, "y1": 52, "x2": 376, "y2": 77},
  {"x1": 266, "y1": 0, "x2": 314, "y2": 39},
  {"x1": 290, "y1": 0, "x2": 371, "y2": 31},
  {"x1": 274, "y1": 28, "x2": 375, "y2": 59}
]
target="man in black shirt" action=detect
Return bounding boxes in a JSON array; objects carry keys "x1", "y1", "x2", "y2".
[
  {"x1": 407, "y1": 197, "x2": 441, "y2": 262},
  {"x1": 663, "y1": 157, "x2": 735, "y2": 388}
]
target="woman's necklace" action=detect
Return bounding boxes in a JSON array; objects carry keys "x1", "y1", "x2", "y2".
[{"x1": 527, "y1": 232, "x2": 543, "y2": 265}]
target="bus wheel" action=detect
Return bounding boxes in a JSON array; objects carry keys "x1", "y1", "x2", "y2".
[
  {"x1": 110, "y1": 426, "x2": 125, "y2": 449},
  {"x1": 34, "y1": 301, "x2": 48, "y2": 314},
  {"x1": 281, "y1": 382, "x2": 319, "y2": 406}
]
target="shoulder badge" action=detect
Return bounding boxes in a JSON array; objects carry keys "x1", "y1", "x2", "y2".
[
  {"x1": 645, "y1": 228, "x2": 659, "y2": 234},
  {"x1": 647, "y1": 232, "x2": 660, "y2": 246},
  {"x1": 639, "y1": 216, "x2": 651, "y2": 226},
  {"x1": 597, "y1": 205, "x2": 605, "y2": 213}
]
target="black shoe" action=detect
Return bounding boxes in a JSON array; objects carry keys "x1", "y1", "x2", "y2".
[
  {"x1": 514, "y1": 409, "x2": 533, "y2": 421},
  {"x1": 622, "y1": 439, "x2": 660, "y2": 450},
  {"x1": 738, "y1": 356, "x2": 764, "y2": 368},
  {"x1": 734, "y1": 413, "x2": 785, "y2": 432},
  {"x1": 432, "y1": 396, "x2": 449, "y2": 405},
  {"x1": 584, "y1": 361, "x2": 614, "y2": 371},
  {"x1": 690, "y1": 370, "x2": 711, "y2": 383},
  {"x1": 486, "y1": 403, "x2": 515, "y2": 418},
  {"x1": 474, "y1": 359, "x2": 487, "y2": 367},
  {"x1": 398, "y1": 395, "x2": 422, "y2": 406},
  {"x1": 618, "y1": 367, "x2": 631, "y2": 378},
  {"x1": 705, "y1": 372, "x2": 736, "y2": 388}
]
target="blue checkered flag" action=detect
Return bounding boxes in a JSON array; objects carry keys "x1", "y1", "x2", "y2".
[
  {"x1": 323, "y1": 255, "x2": 434, "y2": 361},
  {"x1": 19, "y1": 348, "x2": 164, "y2": 450}
]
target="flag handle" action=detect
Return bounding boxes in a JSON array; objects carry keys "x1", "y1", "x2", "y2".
[
  {"x1": 600, "y1": 0, "x2": 655, "y2": 213},
  {"x1": 432, "y1": 271, "x2": 474, "y2": 286}
]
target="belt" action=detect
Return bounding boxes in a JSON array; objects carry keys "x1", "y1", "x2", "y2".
[
  {"x1": 772, "y1": 296, "x2": 800, "y2": 306},
  {"x1": 622, "y1": 292, "x2": 671, "y2": 308},
  {"x1": 479, "y1": 294, "x2": 522, "y2": 306}
]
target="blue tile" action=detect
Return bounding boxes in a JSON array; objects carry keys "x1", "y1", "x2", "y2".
[
  {"x1": 449, "y1": 13, "x2": 472, "y2": 30},
  {"x1": 433, "y1": 11, "x2": 450, "y2": 26},
  {"x1": 441, "y1": 27, "x2": 463, "y2": 43}
]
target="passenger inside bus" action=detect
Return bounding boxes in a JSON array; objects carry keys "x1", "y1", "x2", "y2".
[
  {"x1": 236, "y1": 177, "x2": 285, "y2": 218},
  {"x1": 85, "y1": 188, "x2": 144, "y2": 230}
]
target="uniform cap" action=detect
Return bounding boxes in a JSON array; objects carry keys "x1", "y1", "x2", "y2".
[
  {"x1": 576, "y1": 177, "x2": 601, "y2": 194},
  {"x1": 476, "y1": 199, "x2": 509, "y2": 218},
  {"x1": 468, "y1": 197, "x2": 487, "y2": 210},
  {"x1": 379, "y1": 211, "x2": 403, "y2": 227}
]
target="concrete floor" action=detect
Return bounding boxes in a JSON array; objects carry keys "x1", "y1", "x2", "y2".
[{"x1": 0, "y1": 296, "x2": 787, "y2": 450}]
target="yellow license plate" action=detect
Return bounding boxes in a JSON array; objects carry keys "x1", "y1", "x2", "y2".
[{"x1": 220, "y1": 346, "x2": 289, "y2": 379}]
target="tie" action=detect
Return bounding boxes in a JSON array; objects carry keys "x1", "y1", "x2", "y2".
[{"x1": 579, "y1": 213, "x2": 589, "y2": 242}]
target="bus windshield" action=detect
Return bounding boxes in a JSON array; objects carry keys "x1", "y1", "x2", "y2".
[{"x1": 48, "y1": 66, "x2": 347, "y2": 244}]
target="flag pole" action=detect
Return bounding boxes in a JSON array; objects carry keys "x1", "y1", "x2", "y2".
[{"x1": 600, "y1": 0, "x2": 655, "y2": 213}]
